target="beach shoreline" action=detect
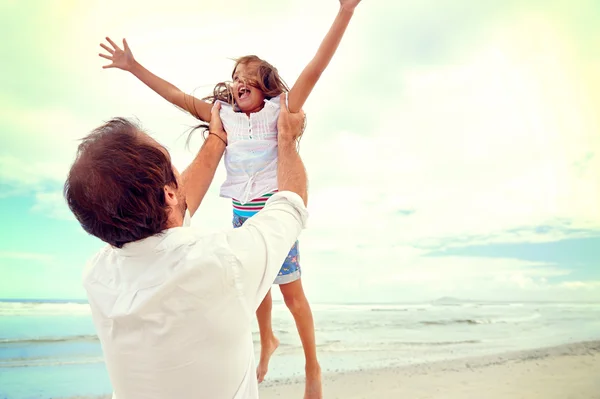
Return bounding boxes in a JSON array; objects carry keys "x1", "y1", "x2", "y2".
[
  {"x1": 60, "y1": 340, "x2": 600, "y2": 399},
  {"x1": 258, "y1": 340, "x2": 600, "y2": 398}
]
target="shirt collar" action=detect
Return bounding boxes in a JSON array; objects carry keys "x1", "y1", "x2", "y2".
[{"x1": 116, "y1": 210, "x2": 191, "y2": 256}]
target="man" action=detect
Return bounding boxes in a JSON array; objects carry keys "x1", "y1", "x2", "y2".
[{"x1": 64, "y1": 94, "x2": 308, "y2": 399}]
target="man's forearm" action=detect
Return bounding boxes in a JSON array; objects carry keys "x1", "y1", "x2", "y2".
[
  {"x1": 277, "y1": 139, "x2": 308, "y2": 205},
  {"x1": 182, "y1": 135, "x2": 226, "y2": 216}
]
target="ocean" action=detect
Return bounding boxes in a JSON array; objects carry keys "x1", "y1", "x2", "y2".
[{"x1": 1, "y1": 298, "x2": 599, "y2": 399}]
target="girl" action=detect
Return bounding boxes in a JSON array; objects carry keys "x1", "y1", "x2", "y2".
[{"x1": 99, "y1": 1, "x2": 361, "y2": 397}]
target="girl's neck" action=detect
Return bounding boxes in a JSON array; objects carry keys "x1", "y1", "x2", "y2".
[{"x1": 238, "y1": 102, "x2": 266, "y2": 116}]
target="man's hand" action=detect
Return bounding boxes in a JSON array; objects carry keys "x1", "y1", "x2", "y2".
[
  {"x1": 339, "y1": 0, "x2": 361, "y2": 12},
  {"x1": 277, "y1": 93, "x2": 306, "y2": 144},
  {"x1": 99, "y1": 37, "x2": 136, "y2": 71},
  {"x1": 276, "y1": 93, "x2": 308, "y2": 205},
  {"x1": 208, "y1": 102, "x2": 227, "y2": 144}
]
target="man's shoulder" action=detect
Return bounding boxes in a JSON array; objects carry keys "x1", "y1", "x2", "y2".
[
  {"x1": 175, "y1": 226, "x2": 230, "y2": 248},
  {"x1": 82, "y1": 228, "x2": 239, "y2": 297},
  {"x1": 82, "y1": 228, "x2": 230, "y2": 275},
  {"x1": 82, "y1": 244, "x2": 112, "y2": 281}
]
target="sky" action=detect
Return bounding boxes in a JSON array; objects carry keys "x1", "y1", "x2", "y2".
[{"x1": 0, "y1": 0, "x2": 599, "y2": 302}]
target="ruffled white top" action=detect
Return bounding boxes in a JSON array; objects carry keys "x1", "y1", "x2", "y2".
[{"x1": 217, "y1": 96, "x2": 282, "y2": 204}]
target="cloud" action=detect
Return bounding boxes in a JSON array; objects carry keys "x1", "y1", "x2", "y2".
[
  {"x1": 292, "y1": 252, "x2": 600, "y2": 303},
  {"x1": 0, "y1": 101, "x2": 88, "y2": 161},
  {"x1": 560, "y1": 281, "x2": 600, "y2": 290},
  {"x1": 31, "y1": 190, "x2": 75, "y2": 221},
  {"x1": 0, "y1": 156, "x2": 65, "y2": 193},
  {"x1": 0, "y1": 251, "x2": 54, "y2": 263},
  {"x1": 0, "y1": 100, "x2": 93, "y2": 204},
  {"x1": 5, "y1": 1, "x2": 598, "y2": 239},
  {"x1": 295, "y1": 13, "x2": 600, "y2": 252},
  {"x1": 2, "y1": 0, "x2": 600, "y2": 301}
]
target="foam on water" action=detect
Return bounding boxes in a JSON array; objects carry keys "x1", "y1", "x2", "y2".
[
  {"x1": 0, "y1": 299, "x2": 91, "y2": 317},
  {"x1": 1, "y1": 299, "x2": 599, "y2": 399},
  {"x1": 0, "y1": 334, "x2": 99, "y2": 345}
]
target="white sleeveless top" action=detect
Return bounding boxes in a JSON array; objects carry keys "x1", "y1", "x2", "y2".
[{"x1": 217, "y1": 96, "x2": 282, "y2": 204}]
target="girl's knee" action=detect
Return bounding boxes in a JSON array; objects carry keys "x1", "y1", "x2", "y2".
[{"x1": 282, "y1": 290, "x2": 307, "y2": 314}]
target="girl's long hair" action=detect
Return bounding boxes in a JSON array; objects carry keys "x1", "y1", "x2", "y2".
[{"x1": 186, "y1": 55, "x2": 290, "y2": 146}]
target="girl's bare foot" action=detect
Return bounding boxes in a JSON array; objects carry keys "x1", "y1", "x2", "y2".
[
  {"x1": 304, "y1": 363, "x2": 322, "y2": 399},
  {"x1": 257, "y1": 336, "x2": 279, "y2": 383}
]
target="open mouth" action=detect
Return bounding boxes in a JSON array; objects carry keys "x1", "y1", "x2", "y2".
[{"x1": 238, "y1": 86, "x2": 251, "y2": 101}]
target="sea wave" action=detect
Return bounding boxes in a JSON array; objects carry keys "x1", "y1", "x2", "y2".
[
  {"x1": 369, "y1": 304, "x2": 433, "y2": 312},
  {"x1": 369, "y1": 307, "x2": 433, "y2": 312},
  {"x1": 310, "y1": 303, "x2": 435, "y2": 312},
  {"x1": 0, "y1": 301, "x2": 91, "y2": 316},
  {"x1": 0, "y1": 334, "x2": 99, "y2": 345},
  {"x1": 422, "y1": 319, "x2": 483, "y2": 326},
  {"x1": 421, "y1": 313, "x2": 541, "y2": 326},
  {"x1": 0, "y1": 356, "x2": 104, "y2": 368},
  {"x1": 317, "y1": 339, "x2": 481, "y2": 353}
]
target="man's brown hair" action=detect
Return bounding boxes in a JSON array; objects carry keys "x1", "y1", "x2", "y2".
[{"x1": 64, "y1": 118, "x2": 178, "y2": 248}]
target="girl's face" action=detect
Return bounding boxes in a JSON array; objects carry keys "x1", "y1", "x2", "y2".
[{"x1": 232, "y1": 62, "x2": 266, "y2": 113}]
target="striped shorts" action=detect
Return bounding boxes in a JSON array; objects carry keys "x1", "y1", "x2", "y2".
[{"x1": 232, "y1": 192, "x2": 301, "y2": 285}]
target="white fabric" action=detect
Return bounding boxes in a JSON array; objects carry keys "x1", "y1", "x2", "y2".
[
  {"x1": 218, "y1": 96, "x2": 282, "y2": 203},
  {"x1": 83, "y1": 192, "x2": 308, "y2": 399}
]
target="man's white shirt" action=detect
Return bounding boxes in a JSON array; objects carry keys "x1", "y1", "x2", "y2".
[{"x1": 83, "y1": 192, "x2": 307, "y2": 399}]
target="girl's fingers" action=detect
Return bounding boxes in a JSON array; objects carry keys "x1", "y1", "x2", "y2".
[
  {"x1": 105, "y1": 37, "x2": 120, "y2": 50},
  {"x1": 100, "y1": 43, "x2": 114, "y2": 54}
]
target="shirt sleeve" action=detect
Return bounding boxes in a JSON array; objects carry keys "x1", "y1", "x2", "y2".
[{"x1": 225, "y1": 191, "x2": 308, "y2": 312}]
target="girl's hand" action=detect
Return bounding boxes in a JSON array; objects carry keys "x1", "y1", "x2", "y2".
[
  {"x1": 99, "y1": 37, "x2": 136, "y2": 71},
  {"x1": 339, "y1": 0, "x2": 361, "y2": 12}
]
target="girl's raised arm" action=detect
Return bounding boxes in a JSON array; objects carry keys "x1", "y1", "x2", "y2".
[
  {"x1": 287, "y1": 0, "x2": 361, "y2": 113},
  {"x1": 99, "y1": 37, "x2": 212, "y2": 122}
]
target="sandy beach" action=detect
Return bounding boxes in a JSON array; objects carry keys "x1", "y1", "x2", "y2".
[
  {"x1": 58, "y1": 340, "x2": 600, "y2": 399},
  {"x1": 8, "y1": 300, "x2": 599, "y2": 399},
  {"x1": 259, "y1": 341, "x2": 600, "y2": 399}
]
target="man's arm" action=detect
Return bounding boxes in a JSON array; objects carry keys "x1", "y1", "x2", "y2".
[
  {"x1": 276, "y1": 107, "x2": 308, "y2": 205},
  {"x1": 226, "y1": 94, "x2": 308, "y2": 310},
  {"x1": 181, "y1": 103, "x2": 227, "y2": 217}
]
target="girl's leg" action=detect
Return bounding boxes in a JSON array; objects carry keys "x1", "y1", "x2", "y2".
[
  {"x1": 256, "y1": 288, "x2": 279, "y2": 383},
  {"x1": 279, "y1": 279, "x2": 322, "y2": 399}
]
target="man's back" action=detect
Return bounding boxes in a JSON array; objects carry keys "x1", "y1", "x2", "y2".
[{"x1": 84, "y1": 193, "x2": 307, "y2": 399}]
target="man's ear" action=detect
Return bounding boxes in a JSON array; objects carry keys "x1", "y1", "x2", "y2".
[{"x1": 164, "y1": 185, "x2": 179, "y2": 208}]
